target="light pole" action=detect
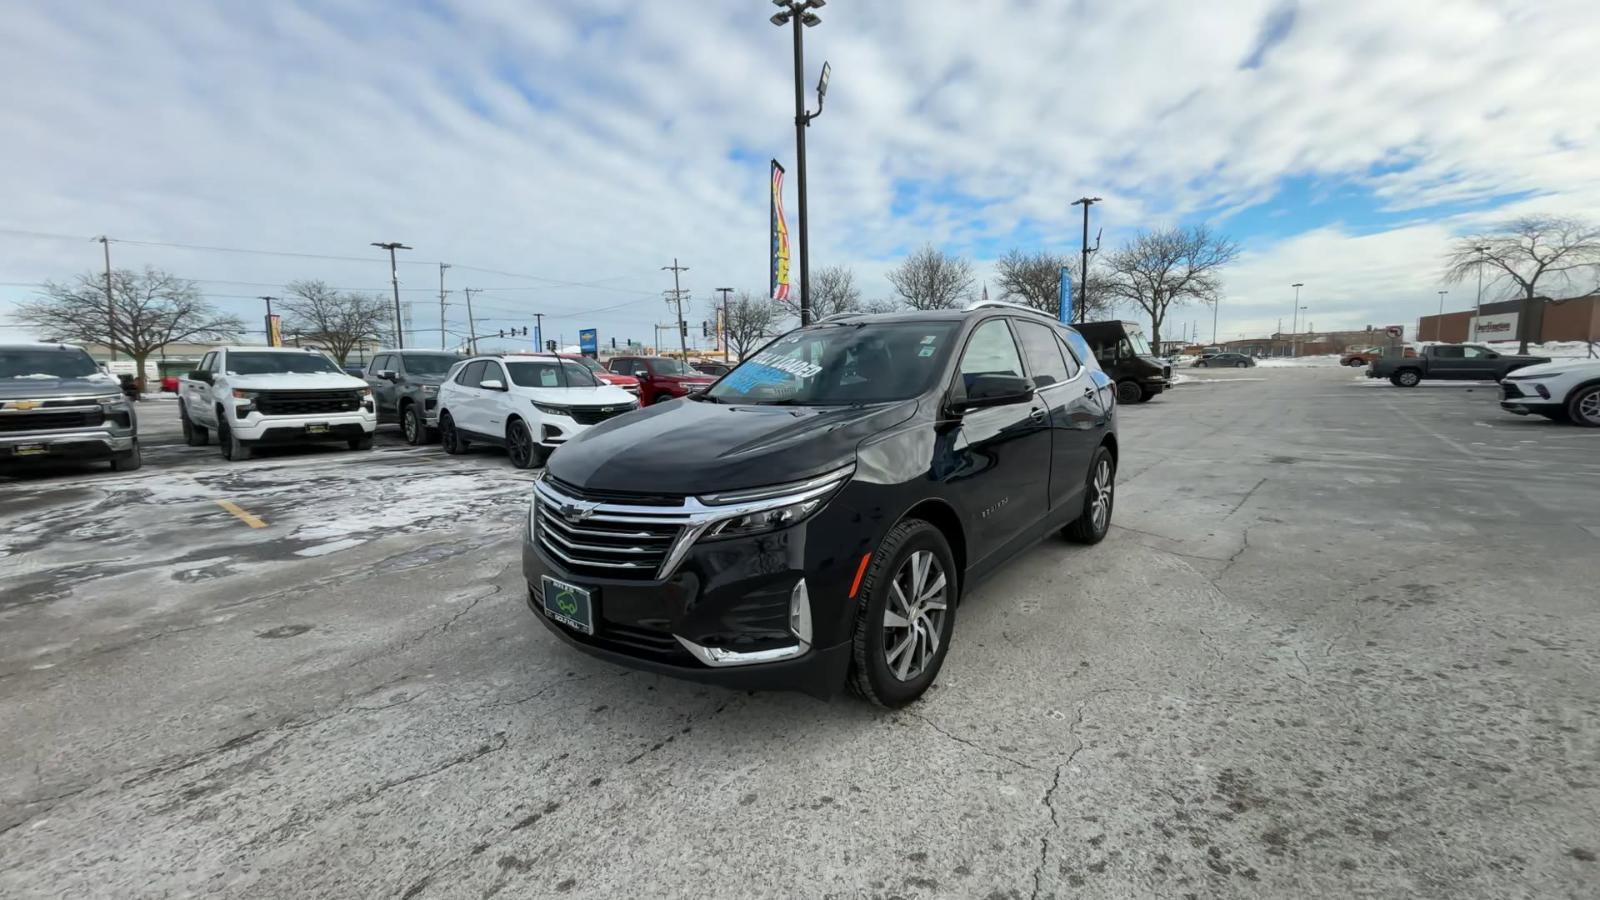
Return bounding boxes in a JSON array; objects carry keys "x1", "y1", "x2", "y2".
[
  {"x1": 1471, "y1": 244, "x2": 1490, "y2": 341},
  {"x1": 1290, "y1": 283, "x2": 1304, "y2": 356},
  {"x1": 770, "y1": 0, "x2": 830, "y2": 326},
  {"x1": 715, "y1": 287, "x2": 734, "y2": 362},
  {"x1": 257, "y1": 296, "x2": 279, "y2": 346},
  {"x1": 1436, "y1": 290, "x2": 1448, "y2": 340},
  {"x1": 1211, "y1": 297, "x2": 1219, "y2": 344},
  {"x1": 371, "y1": 241, "x2": 411, "y2": 349},
  {"x1": 1070, "y1": 197, "x2": 1101, "y2": 323},
  {"x1": 438, "y1": 263, "x2": 451, "y2": 350}
]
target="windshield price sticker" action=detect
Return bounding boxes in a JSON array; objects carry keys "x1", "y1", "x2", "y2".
[{"x1": 749, "y1": 352, "x2": 823, "y2": 379}]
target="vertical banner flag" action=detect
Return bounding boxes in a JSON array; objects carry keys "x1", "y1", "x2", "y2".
[
  {"x1": 265, "y1": 314, "x2": 283, "y2": 347},
  {"x1": 1058, "y1": 267, "x2": 1073, "y2": 324},
  {"x1": 771, "y1": 160, "x2": 790, "y2": 302},
  {"x1": 578, "y1": 328, "x2": 598, "y2": 358}
]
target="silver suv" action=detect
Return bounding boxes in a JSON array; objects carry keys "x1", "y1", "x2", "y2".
[{"x1": 0, "y1": 343, "x2": 141, "y2": 472}]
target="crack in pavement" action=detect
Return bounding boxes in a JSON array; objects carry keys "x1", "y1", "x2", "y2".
[
  {"x1": 1223, "y1": 476, "x2": 1268, "y2": 519},
  {"x1": 907, "y1": 712, "x2": 1043, "y2": 772}
]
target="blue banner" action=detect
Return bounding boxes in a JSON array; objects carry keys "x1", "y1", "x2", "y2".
[
  {"x1": 1058, "y1": 268, "x2": 1073, "y2": 323},
  {"x1": 578, "y1": 328, "x2": 598, "y2": 357}
]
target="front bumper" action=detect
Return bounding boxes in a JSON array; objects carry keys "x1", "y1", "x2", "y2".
[
  {"x1": 231, "y1": 411, "x2": 376, "y2": 441},
  {"x1": 0, "y1": 428, "x2": 134, "y2": 460},
  {"x1": 520, "y1": 512, "x2": 857, "y2": 699}
]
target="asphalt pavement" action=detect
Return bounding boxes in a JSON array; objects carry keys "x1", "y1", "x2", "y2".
[{"x1": 2, "y1": 369, "x2": 1598, "y2": 898}]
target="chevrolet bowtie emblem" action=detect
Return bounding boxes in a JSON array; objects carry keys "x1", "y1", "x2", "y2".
[
  {"x1": 561, "y1": 501, "x2": 601, "y2": 523},
  {"x1": 12, "y1": 400, "x2": 39, "y2": 411}
]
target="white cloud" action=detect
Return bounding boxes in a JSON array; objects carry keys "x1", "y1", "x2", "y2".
[{"x1": 1, "y1": 0, "x2": 1596, "y2": 345}]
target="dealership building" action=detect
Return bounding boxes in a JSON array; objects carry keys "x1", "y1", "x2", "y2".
[{"x1": 1415, "y1": 293, "x2": 1600, "y2": 345}]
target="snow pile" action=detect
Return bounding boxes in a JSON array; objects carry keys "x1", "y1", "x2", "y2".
[{"x1": 1255, "y1": 355, "x2": 1344, "y2": 368}]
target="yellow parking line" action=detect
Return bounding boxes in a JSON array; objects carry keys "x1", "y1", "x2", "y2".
[{"x1": 216, "y1": 499, "x2": 267, "y2": 529}]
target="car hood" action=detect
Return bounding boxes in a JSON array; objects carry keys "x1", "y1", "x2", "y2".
[
  {"x1": 598, "y1": 372, "x2": 640, "y2": 386},
  {"x1": 0, "y1": 375, "x2": 121, "y2": 401},
  {"x1": 548, "y1": 398, "x2": 919, "y2": 495},
  {"x1": 225, "y1": 373, "x2": 370, "y2": 391},
  {"x1": 1504, "y1": 359, "x2": 1600, "y2": 379},
  {"x1": 517, "y1": 385, "x2": 637, "y2": 405}
]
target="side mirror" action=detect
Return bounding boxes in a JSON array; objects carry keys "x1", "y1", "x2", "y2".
[
  {"x1": 479, "y1": 379, "x2": 506, "y2": 391},
  {"x1": 633, "y1": 369, "x2": 649, "y2": 379},
  {"x1": 188, "y1": 370, "x2": 212, "y2": 384},
  {"x1": 376, "y1": 370, "x2": 399, "y2": 382},
  {"x1": 951, "y1": 374, "x2": 1034, "y2": 413},
  {"x1": 1484, "y1": 351, "x2": 1499, "y2": 359}
]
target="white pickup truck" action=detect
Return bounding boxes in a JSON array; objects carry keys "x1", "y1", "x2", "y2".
[{"x1": 178, "y1": 346, "x2": 377, "y2": 460}]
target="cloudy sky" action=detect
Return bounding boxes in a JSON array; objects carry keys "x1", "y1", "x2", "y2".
[{"x1": 2, "y1": 0, "x2": 1596, "y2": 350}]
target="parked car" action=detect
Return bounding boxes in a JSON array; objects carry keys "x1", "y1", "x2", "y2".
[
  {"x1": 1192, "y1": 353, "x2": 1255, "y2": 368},
  {"x1": 1073, "y1": 320, "x2": 1172, "y2": 403},
  {"x1": 437, "y1": 353, "x2": 638, "y2": 468},
  {"x1": 556, "y1": 353, "x2": 639, "y2": 397},
  {"x1": 1340, "y1": 347, "x2": 1416, "y2": 367},
  {"x1": 524, "y1": 302, "x2": 1119, "y2": 706},
  {"x1": 1500, "y1": 358, "x2": 1600, "y2": 426},
  {"x1": 0, "y1": 343, "x2": 141, "y2": 471},
  {"x1": 365, "y1": 349, "x2": 460, "y2": 445},
  {"x1": 1368, "y1": 343, "x2": 1549, "y2": 387},
  {"x1": 605, "y1": 355, "x2": 716, "y2": 405},
  {"x1": 179, "y1": 346, "x2": 376, "y2": 460},
  {"x1": 160, "y1": 375, "x2": 181, "y2": 393},
  {"x1": 690, "y1": 361, "x2": 732, "y2": 377}
]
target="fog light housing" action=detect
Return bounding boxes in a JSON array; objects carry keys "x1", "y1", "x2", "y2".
[
  {"x1": 789, "y1": 578, "x2": 812, "y2": 646},
  {"x1": 1535, "y1": 384, "x2": 1551, "y2": 399}
]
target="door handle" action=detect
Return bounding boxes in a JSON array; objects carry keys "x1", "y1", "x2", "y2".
[{"x1": 1029, "y1": 408, "x2": 1047, "y2": 423}]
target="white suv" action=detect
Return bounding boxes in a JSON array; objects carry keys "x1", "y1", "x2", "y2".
[
  {"x1": 1500, "y1": 358, "x2": 1600, "y2": 426},
  {"x1": 436, "y1": 353, "x2": 638, "y2": 467},
  {"x1": 179, "y1": 346, "x2": 377, "y2": 460}
]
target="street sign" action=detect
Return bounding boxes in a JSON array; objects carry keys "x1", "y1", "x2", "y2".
[{"x1": 1385, "y1": 325, "x2": 1403, "y2": 338}]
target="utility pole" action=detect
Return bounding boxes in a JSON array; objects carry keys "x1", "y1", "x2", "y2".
[
  {"x1": 370, "y1": 241, "x2": 412, "y2": 349},
  {"x1": 715, "y1": 287, "x2": 734, "y2": 362},
  {"x1": 662, "y1": 259, "x2": 690, "y2": 360},
  {"x1": 1471, "y1": 244, "x2": 1490, "y2": 341},
  {"x1": 96, "y1": 236, "x2": 116, "y2": 360},
  {"x1": 532, "y1": 313, "x2": 545, "y2": 352},
  {"x1": 438, "y1": 263, "x2": 451, "y2": 350},
  {"x1": 1069, "y1": 197, "x2": 1101, "y2": 323},
  {"x1": 1211, "y1": 298, "x2": 1220, "y2": 344},
  {"x1": 1290, "y1": 282, "x2": 1305, "y2": 357},
  {"x1": 461, "y1": 287, "x2": 479, "y2": 353}
]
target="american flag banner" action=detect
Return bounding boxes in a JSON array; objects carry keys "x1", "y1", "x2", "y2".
[{"x1": 771, "y1": 160, "x2": 790, "y2": 302}]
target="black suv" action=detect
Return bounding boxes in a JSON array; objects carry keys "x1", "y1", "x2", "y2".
[{"x1": 522, "y1": 303, "x2": 1119, "y2": 706}]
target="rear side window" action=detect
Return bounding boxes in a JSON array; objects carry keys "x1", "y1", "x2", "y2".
[
  {"x1": 956, "y1": 320, "x2": 1024, "y2": 395},
  {"x1": 609, "y1": 357, "x2": 634, "y2": 373},
  {"x1": 457, "y1": 360, "x2": 487, "y2": 387},
  {"x1": 1014, "y1": 321, "x2": 1072, "y2": 388}
]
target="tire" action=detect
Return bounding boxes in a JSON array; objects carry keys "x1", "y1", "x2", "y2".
[
  {"x1": 1236, "y1": 361, "x2": 1249, "y2": 368},
  {"x1": 1195, "y1": 361, "x2": 1209, "y2": 368},
  {"x1": 848, "y1": 520, "x2": 959, "y2": 708},
  {"x1": 1568, "y1": 384, "x2": 1600, "y2": 427},
  {"x1": 1115, "y1": 381, "x2": 1144, "y2": 404},
  {"x1": 440, "y1": 412, "x2": 468, "y2": 454},
  {"x1": 506, "y1": 418, "x2": 546, "y2": 469},
  {"x1": 401, "y1": 403, "x2": 428, "y2": 445},
  {"x1": 180, "y1": 404, "x2": 209, "y2": 446},
  {"x1": 218, "y1": 418, "x2": 252, "y2": 461},
  {"x1": 348, "y1": 434, "x2": 373, "y2": 451},
  {"x1": 1391, "y1": 369, "x2": 1422, "y2": 387},
  {"x1": 1062, "y1": 445, "x2": 1115, "y2": 544},
  {"x1": 110, "y1": 440, "x2": 142, "y2": 472}
]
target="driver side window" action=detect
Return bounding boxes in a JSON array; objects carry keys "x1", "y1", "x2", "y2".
[
  {"x1": 957, "y1": 320, "x2": 1024, "y2": 397},
  {"x1": 1462, "y1": 346, "x2": 1492, "y2": 359}
]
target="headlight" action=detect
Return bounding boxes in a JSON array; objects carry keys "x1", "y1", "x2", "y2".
[
  {"x1": 696, "y1": 464, "x2": 853, "y2": 540},
  {"x1": 421, "y1": 384, "x2": 439, "y2": 394},
  {"x1": 231, "y1": 389, "x2": 258, "y2": 400},
  {"x1": 1504, "y1": 370, "x2": 1563, "y2": 381},
  {"x1": 534, "y1": 402, "x2": 570, "y2": 416},
  {"x1": 359, "y1": 387, "x2": 374, "y2": 398}
]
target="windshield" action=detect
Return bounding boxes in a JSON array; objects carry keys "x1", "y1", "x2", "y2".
[
  {"x1": 1, "y1": 348, "x2": 101, "y2": 380},
  {"x1": 507, "y1": 360, "x2": 600, "y2": 388},
  {"x1": 1127, "y1": 333, "x2": 1153, "y2": 356},
  {"x1": 707, "y1": 322, "x2": 957, "y2": 405},
  {"x1": 648, "y1": 357, "x2": 692, "y2": 376},
  {"x1": 401, "y1": 353, "x2": 458, "y2": 376},
  {"x1": 227, "y1": 352, "x2": 343, "y2": 375},
  {"x1": 572, "y1": 356, "x2": 607, "y2": 373}
]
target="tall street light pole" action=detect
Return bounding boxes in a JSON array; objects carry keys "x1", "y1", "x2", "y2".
[
  {"x1": 715, "y1": 287, "x2": 734, "y2": 362},
  {"x1": 371, "y1": 241, "x2": 412, "y2": 349},
  {"x1": 461, "y1": 288, "x2": 479, "y2": 353},
  {"x1": 1436, "y1": 290, "x2": 1448, "y2": 340},
  {"x1": 1290, "y1": 282, "x2": 1304, "y2": 356},
  {"x1": 95, "y1": 236, "x2": 117, "y2": 360},
  {"x1": 438, "y1": 263, "x2": 451, "y2": 350},
  {"x1": 1069, "y1": 197, "x2": 1101, "y2": 323},
  {"x1": 1471, "y1": 243, "x2": 1490, "y2": 342},
  {"x1": 771, "y1": 0, "x2": 830, "y2": 326}
]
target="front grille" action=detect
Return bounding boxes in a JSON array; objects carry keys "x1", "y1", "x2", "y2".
[
  {"x1": 0, "y1": 410, "x2": 104, "y2": 433},
  {"x1": 255, "y1": 389, "x2": 362, "y2": 417},
  {"x1": 567, "y1": 405, "x2": 633, "y2": 426},
  {"x1": 1501, "y1": 383, "x2": 1524, "y2": 400},
  {"x1": 534, "y1": 479, "x2": 692, "y2": 580}
]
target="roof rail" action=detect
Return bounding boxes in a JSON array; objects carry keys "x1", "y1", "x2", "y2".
[
  {"x1": 818, "y1": 311, "x2": 865, "y2": 322},
  {"x1": 964, "y1": 299, "x2": 1058, "y2": 320}
]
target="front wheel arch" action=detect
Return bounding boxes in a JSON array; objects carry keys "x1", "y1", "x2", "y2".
[{"x1": 883, "y1": 499, "x2": 967, "y2": 602}]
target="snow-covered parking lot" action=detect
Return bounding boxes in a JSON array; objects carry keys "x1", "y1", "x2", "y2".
[{"x1": 3, "y1": 366, "x2": 1599, "y2": 899}]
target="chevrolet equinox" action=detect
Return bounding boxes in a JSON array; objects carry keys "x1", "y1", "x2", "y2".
[{"x1": 523, "y1": 302, "x2": 1119, "y2": 706}]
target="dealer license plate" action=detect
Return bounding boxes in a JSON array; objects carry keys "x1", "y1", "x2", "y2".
[
  {"x1": 541, "y1": 576, "x2": 595, "y2": 635},
  {"x1": 305, "y1": 423, "x2": 330, "y2": 434}
]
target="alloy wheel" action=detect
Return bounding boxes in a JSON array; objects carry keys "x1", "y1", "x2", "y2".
[
  {"x1": 882, "y1": 550, "x2": 948, "y2": 682},
  {"x1": 1089, "y1": 457, "x2": 1114, "y2": 533},
  {"x1": 1577, "y1": 388, "x2": 1600, "y2": 426},
  {"x1": 402, "y1": 407, "x2": 418, "y2": 442},
  {"x1": 508, "y1": 421, "x2": 533, "y2": 468}
]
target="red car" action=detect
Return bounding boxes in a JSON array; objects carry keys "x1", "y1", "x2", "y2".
[
  {"x1": 558, "y1": 353, "x2": 639, "y2": 397},
  {"x1": 606, "y1": 355, "x2": 716, "y2": 405}
]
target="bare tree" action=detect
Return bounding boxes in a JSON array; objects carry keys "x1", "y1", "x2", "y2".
[
  {"x1": 861, "y1": 297, "x2": 902, "y2": 314},
  {"x1": 886, "y1": 244, "x2": 975, "y2": 310},
  {"x1": 724, "y1": 290, "x2": 782, "y2": 361},
  {"x1": 993, "y1": 249, "x2": 1116, "y2": 320},
  {"x1": 1102, "y1": 225, "x2": 1240, "y2": 350},
  {"x1": 1443, "y1": 215, "x2": 1600, "y2": 353},
  {"x1": 780, "y1": 264, "x2": 861, "y2": 321},
  {"x1": 279, "y1": 280, "x2": 392, "y2": 364},
  {"x1": 15, "y1": 267, "x2": 244, "y2": 385}
]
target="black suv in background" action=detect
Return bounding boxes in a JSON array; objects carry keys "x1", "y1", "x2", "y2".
[
  {"x1": 1073, "y1": 320, "x2": 1172, "y2": 403},
  {"x1": 523, "y1": 302, "x2": 1119, "y2": 706},
  {"x1": 365, "y1": 350, "x2": 460, "y2": 444}
]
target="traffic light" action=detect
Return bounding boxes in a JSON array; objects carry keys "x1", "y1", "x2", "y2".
[
  {"x1": 545, "y1": 339, "x2": 557, "y2": 352},
  {"x1": 521, "y1": 327, "x2": 529, "y2": 337},
  {"x1": 497, "y1": 329, "x2": 505, "y2": 338},
  {"x1": 680, "y1": 321, "x2": 688, "y2": 339},
  {"x1": 701, "y1": 321, "x2": 711, "y2": 338},
  {"x1": 610, "y1": 337, "x2": 616, "y2": 349}
]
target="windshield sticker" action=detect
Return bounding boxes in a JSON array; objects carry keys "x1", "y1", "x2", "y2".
[
  {"x1": 920, "y1": 335, "x2": 937, "y2": 344},
  {"x1": 918, "y1": 346, "x2": 936, "y2": 357},
  {"x1": 722, "y1": 363, "x2": 791, "y2": 392},
  {"x1": 749, "y1": 352, "x2": 823, "y2": 379}
]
